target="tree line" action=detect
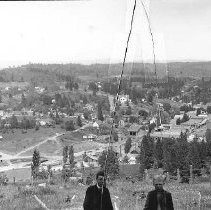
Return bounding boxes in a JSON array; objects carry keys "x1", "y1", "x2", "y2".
[{"x1": 137, "y1": 132, "x2": 211, "y2": 178}]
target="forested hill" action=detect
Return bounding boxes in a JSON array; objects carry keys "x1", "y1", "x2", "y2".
[{"x1": 0, "y1": 61, "x2": 211, "y2": 83}]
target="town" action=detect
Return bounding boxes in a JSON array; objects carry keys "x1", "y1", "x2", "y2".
[{"x1": 0, "y1": 62, "x2": 211, "y2": 209}]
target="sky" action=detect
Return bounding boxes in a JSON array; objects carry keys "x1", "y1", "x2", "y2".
[{"x1": 0, "y1": 0, "x2": 211, "y2": 69}]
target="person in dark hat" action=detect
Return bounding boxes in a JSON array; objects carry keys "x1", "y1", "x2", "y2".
[
  {"x1": 83, "y1": 171, "x2": 113, "y2": 210},
  {"x1": 143, "y1": 175, "x2": 174, "y2": 210}
]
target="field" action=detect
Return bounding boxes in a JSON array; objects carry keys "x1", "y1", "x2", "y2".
[
  {"x1": 0, "y1": 178, "x2": 211, "y2": 210},
  {"x1": 3, "y1": 168, "x2": 31, "y2": 183},
  {"x1": 0, "y1": 82, "x2": 29, "y2": 89},
  {"x1": 0, "y1": 126, "x2": 63, "y2": 155}
]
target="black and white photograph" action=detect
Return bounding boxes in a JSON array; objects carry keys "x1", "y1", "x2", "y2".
[{"x1": 0, "y1": 0, "x2": 211, "y2": 209}]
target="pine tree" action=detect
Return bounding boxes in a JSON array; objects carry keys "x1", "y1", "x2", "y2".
[
  {"x1": 162, "y1": 138, "x2": 178, "y2": 174},
  {"x1": 68, "y1": 145, "x2": 75, "y2": 176},
  {"x1": 124, "y1": 137, "x2": 132, "y2": 154},
  {"x1": 63, "y1": 146, "x2": 68, "y2": 165},
  {"x1": 97, "y1": 103, "x2": 104, "y2": 121},
  {"x1": 198, "y1": 139, "x2": 207, "y2": 167},
  {"x1": 112, "y1": 130, "x2": 118, "y2": 142},
  {"x1": 196, "y1": 108, "x2": 200, "y2": 116},
  {"x1": 187, "y1": 139, "x2": 201, "y2": 169},
  {"x1": 74, "y1": 83, "x2": 79, "y2": 90},
  {"x1": 154, "y1": 138, "x2": 163, "y2": 163},
  {"x1": 98, "y1": 147, "x2": 119, "y2": 180},
  {"x1": 68, "y1": 145, "x2": 74, "y2": 166},
  {"x1": 31, "y1": 149, "x2": 40, "y2": 179},
  {"x1": 21, "y1": 93, "x2": 27, "y2": 106},
  {"x1": 137, "y1": 135, "x2": 154, "y2": 169},
  {"x1": 55, "y1": 110, "x2": 60, "y2": 124},
  {"x1": 176, "y1": 132, "x2": 189, "y2": 171},
  {"x1": 176, "y1": 118, "x2": 181, "y2": 125},
  {"x1": 77, "y1": 115, "x2": 83, "y2": 127}
]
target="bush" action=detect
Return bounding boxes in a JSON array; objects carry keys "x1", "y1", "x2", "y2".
[
  {"x1": 36, "y1": 168, "x2": 49, "y2": 180},
  {"x1": 0, "y1": 173, "x2": 8, "y2": 185}
]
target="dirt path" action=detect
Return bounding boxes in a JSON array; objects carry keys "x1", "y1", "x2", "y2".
[{"x1": 15, "y1": 133, "x2": 63, "y2": 157}]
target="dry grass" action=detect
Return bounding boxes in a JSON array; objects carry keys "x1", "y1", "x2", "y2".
[
  {"x1": 38, "y1": 140, "x2": 61, "y2": 156},
  {"x1": 0, "y1": 82, "x2": 29, "y2": 88},
  {"x1": 1, "y1": 179, "x2": 211, "y2": 210},
  {"x1": 0, "y1": 126, "x2": 63, "y2": 154}
]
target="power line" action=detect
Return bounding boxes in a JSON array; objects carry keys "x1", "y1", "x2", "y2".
[
  {"x1": 102, "y1": 0, "x2": 137, "y2": 195},
  {"x1": 141, "y1": 0, "x2": 157, "y2": 87}
]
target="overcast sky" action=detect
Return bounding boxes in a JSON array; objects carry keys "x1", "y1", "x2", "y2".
[{"x1": 0, "y1": 0, "x2": 211, "y2": 69}]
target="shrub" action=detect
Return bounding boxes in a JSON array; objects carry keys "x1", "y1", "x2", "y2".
[
  {"x1": 38, "y1": 186, "x2": 56, "y2": 195},
  {"x1": 0, "y1": 173, "x2": 8, "y2": 185}
]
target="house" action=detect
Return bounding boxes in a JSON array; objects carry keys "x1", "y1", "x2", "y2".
[
  {"x1": 4, "y1": 123, "x2": 11, "y2": 128},
  {"x1": 128, "y1": 124, "x2": 145, "y2": 137},
  {"x1": 83, "y1": 134, "x2": 97, "y2": 141},
  {"x1": 93, "y1": 121, "x2": 99, "y2": 129},
  {"x1": 39, "y1": 118, "x2": 55, "y2": 127},
  {"x1": 84, "y1": 104, "x2": 94, "y2": 112},
  {"x1": 118, "y1": 119, "x2": 125, "y2": 127},
  {"x1": 118, "y1": 95, "x2": 130, "y2": 104},
  {"x1": 128, "y1": 156, "x2": 137, "y2": 164}
]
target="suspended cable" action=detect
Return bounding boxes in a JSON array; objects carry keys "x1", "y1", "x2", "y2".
[
  {"x1": 102, "y1": 0, "x2": 137, "y2": 196},
  {"x1": 140, "y1": 0, "x2": 158, "y2": 87}
]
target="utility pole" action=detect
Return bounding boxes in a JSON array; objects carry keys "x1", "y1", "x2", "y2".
[{"x1": 190, "y1": 165, "x2": 193, "y2": 184}]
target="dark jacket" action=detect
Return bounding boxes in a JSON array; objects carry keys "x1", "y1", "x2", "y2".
[
  {"x1": 143, "y1": 189, "x2": 174, "y2": 210},
  {"x1": 83, "y1": 184, "x2": 113, "y2": 210}
]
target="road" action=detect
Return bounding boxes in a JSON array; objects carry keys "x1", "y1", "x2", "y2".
[{"x1": 0, "y1": 122, "x2": 100, "y2": 172}]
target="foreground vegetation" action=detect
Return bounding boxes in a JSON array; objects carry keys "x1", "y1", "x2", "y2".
[{"x1": 0, "y1": 178, "x2": 211, "y2": 210}]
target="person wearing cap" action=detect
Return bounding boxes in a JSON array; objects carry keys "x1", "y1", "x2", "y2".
[
  {"x1": 83, "y1": 171, "x2": 113, "y2": 210},
  {"x1": 143, "y1": 175, "x2": 174, "y2": 210}
]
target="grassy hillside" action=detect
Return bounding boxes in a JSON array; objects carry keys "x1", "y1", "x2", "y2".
[{"x1": 0, "y1": 180, "x2": 211, "y2": 209}]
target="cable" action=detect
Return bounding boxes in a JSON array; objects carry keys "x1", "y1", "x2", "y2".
[
  {"x1": 102, "y1": 0, "x2": 137, "y2": 208},
  {"x1": 140, "y1": 0, "x2": 161, "y2": 128},
  {"x1": 140, "y1": 0, "x2": 157, "y2": 87}
]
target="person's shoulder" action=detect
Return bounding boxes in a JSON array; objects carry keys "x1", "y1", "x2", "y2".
[
  {"x1": 147, "y1": 190, "x2": 156, "y2": 195},
  {"x1": 164, "y1": 190, "x2": 172, "y2": 196},
  {"x1": 86, "y1": 185, "x2": 97, "y2": 191},
  {"x1": 103, "y1": 186, "x2": 111, "y2": 193}
]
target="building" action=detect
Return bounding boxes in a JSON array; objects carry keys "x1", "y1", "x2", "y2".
[
  {"x1": 83, "y1": 134, "x2": 97, "y2": 141},
  {"x1": 150, "y1": 130, "x2": 181, "y2": 139},
  {"x1": 118, "y1": 95, "x2": 130, "y2": 104},
  {"x1": 128, "y1": 124, "x2": 146, "y2": 138}
]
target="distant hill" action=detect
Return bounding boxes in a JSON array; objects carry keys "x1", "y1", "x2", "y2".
[{"x1": 0, "y1": 61, "x2": 211, "y2": 84}]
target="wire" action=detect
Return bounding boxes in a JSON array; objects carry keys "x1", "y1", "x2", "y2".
[
  {"x1": 102, "y1": 0, "x2": 137, "y2": 201},
  {"x1": 140, "y1": 0, "x2": 157, "y2": 87}
]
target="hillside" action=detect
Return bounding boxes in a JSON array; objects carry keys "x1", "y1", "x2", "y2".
[{"x1": 0, "y1": 62, "x2": 211, "y2": 85}]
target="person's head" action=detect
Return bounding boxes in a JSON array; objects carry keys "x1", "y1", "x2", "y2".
[
  {"x1": 153, "y1": 175, "x2": 165, "y2": 191},
  {"x1": 96, "y1": 171, "x2": 105, "y2": 188}
]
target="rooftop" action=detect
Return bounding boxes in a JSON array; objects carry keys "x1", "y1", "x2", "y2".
[{"x1": 128, "y1": 124, "x2": 143, "y2": 132}]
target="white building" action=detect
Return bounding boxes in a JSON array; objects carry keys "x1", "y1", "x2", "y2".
[{"x1": 118, "y1": 95, "x2": 130, "y2": 104}]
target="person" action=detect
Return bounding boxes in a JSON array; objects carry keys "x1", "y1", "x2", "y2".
[
  {"x1": 83, "y1": 171, "x2": 113, "y2": 210},
  {"x1": 143, "y1": 175, "x2": 174, "y2": 210}
]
